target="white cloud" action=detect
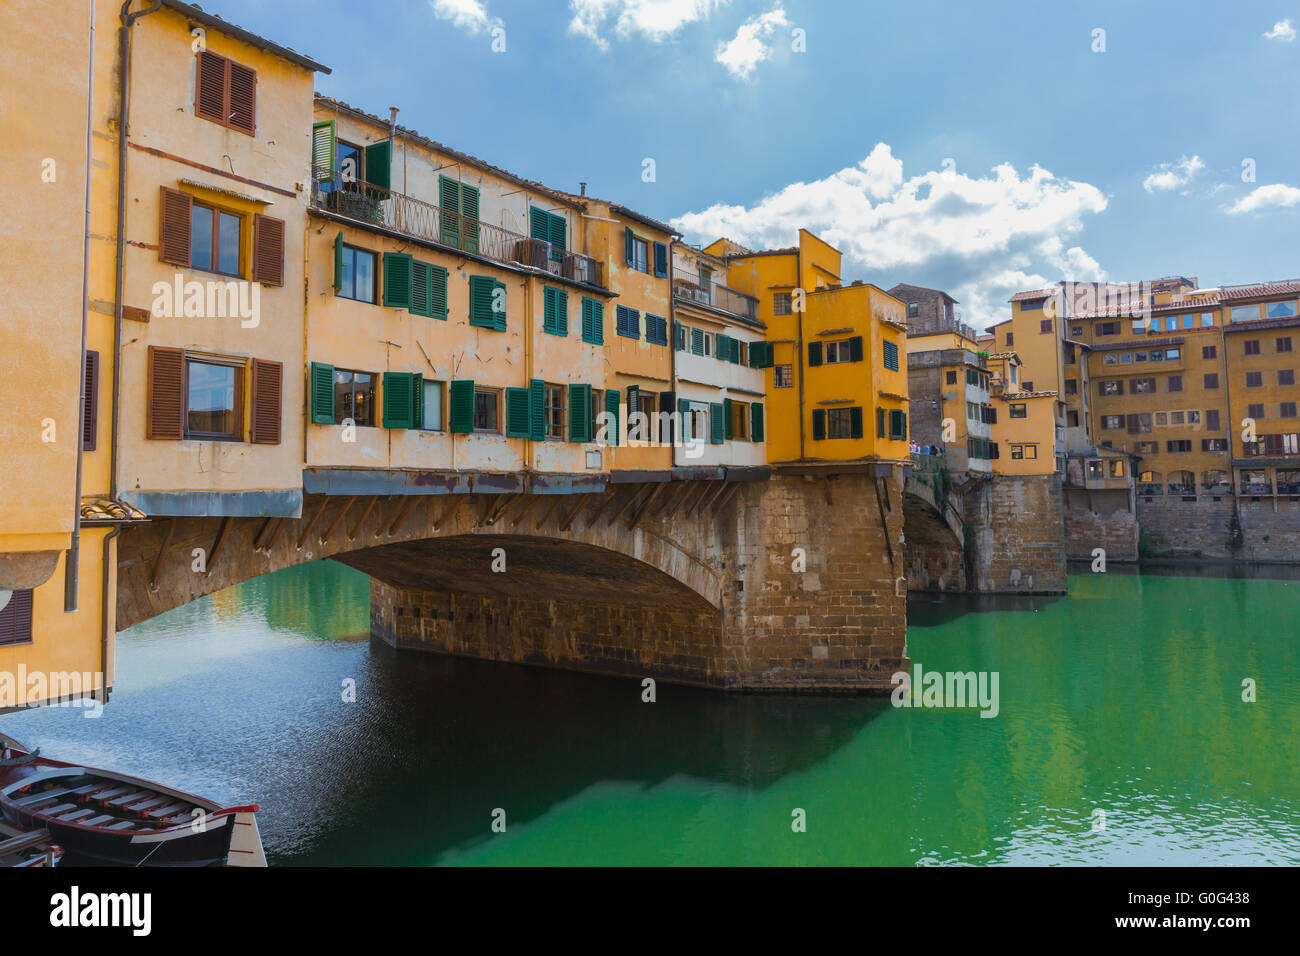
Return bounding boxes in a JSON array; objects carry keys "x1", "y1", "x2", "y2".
[
  {"x1": 1264, "y1": 19, "x2": 1296, "y2": 42},
  {"x1": 429, "y1": 0, "x2": 500, "y2": 35},
  {"x1": 1227, "y1": 183, "x2": 1300, "y2": 214},
  {"x1": 1142, "y1": 155, "x2": 1204, "y2": 193},
  {"x1": 671, "y1": 144, "x2": 1108, "y2": 329},
  {"x1": 569, "y1": 0, "x2": 729, "y2": 50},
  {"x1": 714, "y1": 8, "x2": 789, "y2": 79}
]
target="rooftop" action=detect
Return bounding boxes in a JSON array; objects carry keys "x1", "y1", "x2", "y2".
[{"x1": 163, "y1": 1, "x2": 330, "y2": 73}]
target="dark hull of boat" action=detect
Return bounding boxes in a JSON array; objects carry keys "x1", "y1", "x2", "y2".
[{"x1": 3, "y1": 805, "x2": 234, "y2": 867}]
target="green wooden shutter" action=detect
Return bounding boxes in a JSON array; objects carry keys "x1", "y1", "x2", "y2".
[
  {"x1": 530, "y1": 206, "x2": 550, "y2": 242},
  {"x1": 411, "y1": 373, "x2": 424, "y2": 428},
  {"x1": 410, "y1": 261, "x2": 429, "y2": 316},
  {"x1": 530, "y1": 379, "x2": 546, "y2": 441},
  {"x1": 364, "y1": 141, "x2": 391, "y2": 191},
  {"x1": 812, "y1": 409, "x2": 826, "y2": 441},
  {"x1": 808, "y1": 342, "x2": 823, "y2": 366},
  {"x1": 877, "y1": 406, "x2": 887, "y2": 438},
  {"x1": 333, "y1": 232, "x2": 343, "y2": 292},
  {"x1": 751, "y1": 403, "x2": 764, "y2": 443},
  {"x1": 581, "y1": 298, "x2": 603, "y2": 344},
  {"x1": 850, "y1": 406, "x2": 864, "y2": 439},
  {"x1": 492, "y1": 279, "x2": 507, "y2": 331},
  {"x1": 469, "y1": 275, "x2": 495, "y2": 328},
  {"x1": 568, "y1": 383, "x2": 591, "y2": 442},
  {"x1": 624, "y1": 226, "x2": 634, "y2": 265},
  {"x1": 723, "y1": 398, "x2": 733, "y2": 440},
  {"x1": 384, "y1": 252, "x2": 412, "y2": 309},
  {"x1": 548, "y1": 212, "x2": 566, "y2": 254},
  {"x1": 710, "y1": 402, "x2": 725, "y2": 444},
  {"x1": 429, "y1": 264, "x2": 448, "y2": 319},
  {"x1": 505, "y1": 387, "x2": 531, "y2": 438},
  {"x1": 311, "y1": 120, "x2": 336, "y2": 180},
  {"x1": 849, "y1": 335, "x2": 864, "y2": 362},
  {"x1": 691, "y1": 328, "x2": 705, "y2": 355},
  {"x1": 382, "y1": 372, "x2": 413, "y2": 428},
  {"x1": 449, "y1": 380, "x2": 475, "y2": 433},
  {"x1": 890, "y1": 409, "x2": 908, "y2": 440},
  {"x1": 653, "y1": 241, "x2": 668, "y2": 277},
  {"x1": 439, "y1": 175, "x2": 461, "y2": 246},
  {"x1": 554, "y1": 288, "x2": 568, "y2": 335},
  {"x1": 716, "y1": 333, "x2": 730, "y2": 362},
  {"x1": 310, "y1": 362, "x2": 335, "y2": 424},
  {"x1": 605, "y1": 389, "x2": 621, "y2": 446},
  {"x1": 883, "y1": 340, "x2": 899, "y2": 371},
  {"x1": 461, "y1": 184, "x2": 480, "y2": 253}
]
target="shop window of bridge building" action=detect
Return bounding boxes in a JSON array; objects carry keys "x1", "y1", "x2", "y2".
[
  {"x1": 1168, "y1": 469, "x2": 1196, "y2": 496},
  {"x1": 1138, "y1": 470, "x2": 1163, "y2": 495},
  {"x1": 1279, "y1": 469, "x2": 1300, "y2": 494}
]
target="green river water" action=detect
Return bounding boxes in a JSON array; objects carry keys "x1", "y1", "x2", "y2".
[{"x1": 5, "y1": 561, "x2": 1298, "y2": 865}]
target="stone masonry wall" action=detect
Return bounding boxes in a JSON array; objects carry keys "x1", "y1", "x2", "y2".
[
  {"x1": 968, "y1": 475, "x2": 1067, "y2": 593},
  {"x1": 1138, "y1": 494, "x2": 1300, "y2": 561},
  {"x1": 1063, "y1": 490, "x2": 1138, "y2": 562}
]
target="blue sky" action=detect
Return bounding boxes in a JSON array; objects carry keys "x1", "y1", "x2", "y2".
[{"x1": 218, "y1": 0, "x2": 1300, "y2": 327}]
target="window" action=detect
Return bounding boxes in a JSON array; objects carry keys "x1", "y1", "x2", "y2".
[
  {"x1": 907, "y1": 302, "x2": 919, "y2": 318},
  {"x1": 1010, "y1": 444, "x2": 1038, "y2": 460},
  {"x1": 645, "y1": 313, "x2": 668, "y2": 346},
  {"x1": 185, "y1": 357, "x2": 242, "y2": 440},
  {"x1": 1247, "y1": 403, "x2": 1266, "y2": 419},
  {"x1": 338, "y1": 244, "x2": 377, "y2": 303},
  {"x1": 1202, "y1": 345, "x2": 1217, "y2": 360},
  {"x1": 1281, "y1": 370, "x2": 1296, "y2": 386},
  {"x1": 967, "y1": 402, "x2": 980, "y2": 421},
  {"x1": 1267, "y1": 301, "x2": 1299, "y2": 319},
  {"x1": 194, "y1": 50, "x2": 256, "y2": 134},
  {"x1": 1109, "y1": 459, "x2": 1126, "y2": 478},
  {"x1": 1101, "y1": 415, "x2": 1122, "y2": 430},
  {"x1": 1188, "y1": 410, "x2": 1201, "y2": 424},
  {"x1": 945, "y1": 370, "x2": 958, "y2": 385},
  {"x1": 469, "y1": 275, "x2": 507, "y2": 330},
  {"x1": 774, "y1": 364, "x2": 794, "y2": 388},
  {"x1": 1065, "y1": 379, "x2": 1078, "y2": 395},
  {"x1": 1098, "y1": 322, "x2": 1119, "y2": 336},
  {"x1": 1282, "y1": 402, "x2": 1298, "y2": 419},
  {"x1": 422, "y1": 380, "x2": 443, "y2": 430},
  {"x1": 0, "y1": 589, "x2": 33, "y2": 647},
  {"x1": 188, "y1": 203, "x2": 242, "y2": 276},
  {"x1": 544, "y1": 384, "x2": 565, "y2": 440},
  {"x1": 616, "y1": 305, "x2": 641, "y2": 339},
  {"x1": 530, "y1": 206, "x2": 566, "y2": 259},
  {"x1": 1040, "y1": 319, "x2": 1052, "y2": 333},
  {"x1": 827, "y1": 408, "x2": 856, "y2": 439},
  {"x1": 1009, "y1": 403, "x2": 1027, "y2": 419},
  {"x1": 1207, "y1": 409, "x2": 1220, "y2": 430},
  {"x1": 1155, "y1": 412, "x2": 1168, "y2": 426},
  {"x1": 1232, "y1": 305, "x2": 1260, "y2": 324},
  {"x1": 1099, "y1": 380, "x2": 1123, "y2": 396},
  {"x1": 1137, "y1": 441, "x2": 1158, "y2": 453},
  {"x1": 1201, "y1": 312, "x2": 1215, "y2": 327},
  {"x1": 1278, "y1": 337, "x2": 1294, "y2": 353},
  {"x1": 1071, "y1": 325, "x2": 1084, "y2": 337},
  {"x1": 1067, "y1": 410, "x2": 1079, "y2": 427},
  {"x1": 334, "y1": 369, "x2": 376, "y2": 426},
  {"x1": 1204, "y1": 373, "x2": 1219, "y2": 389},
  {"x1": 1167, "y1": 440, "x2": 1192, "y2": 453},
  {"x1": 1202, "y1": 438, "x2": 1228, "y2": 452},
  {"x1": 1005, "y1": 332, "x2": 1014, "y2": 347},
  {"x1": 1064, "y1": 343, "x2": 1076, "y2": 364},
  {"x1": 631, "y1": 237, "x2": 649, "y2": 274},
  {"x1": 543, "y1": 287, "x2": 568, "y2": 336},
  {"x1": 1170, "y1": 411, "x2": 1185, "y2": 425},
  {"x1": 1132, "y1": 378, "x2": 1156, "y2": 394},
  {"x1": 883, "y1": 340, "x2": 900, "y2": 371},
  {"x1": 1246, "y1": 371, "x2": 1264, "y2": 388},
  {"x1": 774, "y1": 292, "x2": 793, "y2": 315},
  {"x1": 1102, "y1": 352, "x2": 1118, "y2": 366},
  {"x1": 581, "y1": 298, "x2": 604, "y2": 345},
  {"x1": 826, "y1": 339, "x2": 855, "y2": 363},
  {"x1": 474, "y1": 388, "x2": 500, "y2": 433},
  {"x1": 1022, "y1": 381, "x2": 1034, "y2": 392},
  {"x1": 1130, "y1": 413, "x2": 1153, "y2": 434},
  {"x1": 730, "y1": 400, "x2": 750, "y2": 441},
  {"x1": 1245, "y1": 340, "x2": 1261, "y2": 356},
  {"x1": 1167, "y1": 375, "x2": 1182, "y2": 393}
]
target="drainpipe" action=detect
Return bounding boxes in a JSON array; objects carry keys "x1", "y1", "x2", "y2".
[
  {"x1": 98, "y1": 526, "x2": 121, "y2": 704},
  {"x1": 796, "y1": 249, "x2": 806, "y2": 460},
  {"x1": 67, "y1": 0, "x2": 97, "y2": 613},
  {"x1": 668, "y1": 240, "x2": 678, "y2": 471},
  {"x1": 111, "y1": 0, "x2": 163, "y2": 506}
]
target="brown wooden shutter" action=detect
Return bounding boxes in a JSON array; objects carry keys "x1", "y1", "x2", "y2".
[
  {"x1": 228, "y1": 60, "x2": 256, "y2": 134},
  {"x1": 252, "y1": 214, "x2": 284, "y2": 286},
  {"x1": 0, "y1": 589, "x2": 33, "y2": 646},
  {"x1": 83, "y1": 350, "x2": 99, "y2": 451},
  {"x1": 158, "y1": 186, "x2": 192, "y2": 266},
  {"x1": 147, "y1": 346, "x2": 185, "y2": 440},
  {"x1": 195, "y1": 50, "x2": 227, "y2": 124},
  {"x1": 249, "y1": 359, "x2": 282, "y2": 445}
]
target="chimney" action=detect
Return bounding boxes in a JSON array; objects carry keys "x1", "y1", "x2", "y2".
[{"x1": 579, "y1": 182, "x2": 587, "y2": 196}]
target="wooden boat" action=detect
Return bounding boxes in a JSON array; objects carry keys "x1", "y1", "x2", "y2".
[
  {"x1": 0, "y1": 823, "x2": 63, "y2": 867},
  {"x1": 0, "y1": 733, "x2": 265, "y2": 867}
]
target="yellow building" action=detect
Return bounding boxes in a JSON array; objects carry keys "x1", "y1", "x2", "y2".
[{"x1": 708, "y1": 230, "x2": 909, "y2": 466}]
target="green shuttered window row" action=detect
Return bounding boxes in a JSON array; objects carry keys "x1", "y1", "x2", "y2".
[{"x1": 530, "y1": 206, "x2": 567, "y2": 259}]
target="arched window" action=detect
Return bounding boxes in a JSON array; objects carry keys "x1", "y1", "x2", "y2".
[
  {"x1": 1278, "y1": 469, "x2": 1300, "y2": 495},
  {"x1": 1201, "y1": 470, "x2": 1229, "y2": 493},
  {"x1": 1137, "y1": 470, "x2": 1163, "y2": 494},
  {"x1": 1168, "y1": 470, "x2": 1195, "y2": 494}
]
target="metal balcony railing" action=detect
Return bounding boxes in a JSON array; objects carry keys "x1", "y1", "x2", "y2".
[
  {"x1": 310, "y1": 172, "x2": 604, "y2": 288},
  {"x1": 673, "y1": 278, "x2": 759, "y2": 321}
]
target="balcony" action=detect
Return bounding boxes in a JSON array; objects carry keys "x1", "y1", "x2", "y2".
[
  {"x1": 310, "y1": 173, "x2": 604, "y2": 288},
  {"x1": 673, "y1": 278, "x2": 759, "y2": 322}
]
